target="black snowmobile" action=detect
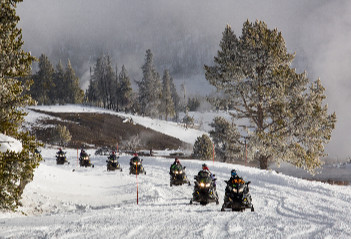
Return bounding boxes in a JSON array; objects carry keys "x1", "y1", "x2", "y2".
[
  {"x1": 221, "y1": 178, "x2": 254, "y2": 212},
  {"x1": 106, "y1": 154, "x2": 122, "y2": 171},
  {"x1": 129, "y1": 156, "x2": 146, "y2": 175},
  {"x1": 79, "y1": 151, "x2": 94, "y2": 168},
  {"x1": 190, "y1": 170, "x2": 219, "y2": 205},
  {"x1": 170, "y1": 164, "x2": 190, "y2": 187},
  {"x1": 56, "y1": 151, "x2": 69, "y2": 165}
]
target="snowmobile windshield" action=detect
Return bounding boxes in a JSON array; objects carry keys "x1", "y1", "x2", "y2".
[
  {"x1": 172, "y1": 164, "x2": 183, "y2": 172},
  {"x1": 131, "y1": 157, "x2": 141, "y2": 164}
]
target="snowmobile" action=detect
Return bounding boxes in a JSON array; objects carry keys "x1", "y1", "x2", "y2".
[
  {"x1": 56, "y1": 151, "x2": 69, "y2": 165},
  {"x1": 190, "y1": 170, "x2": 219, "y2": 205},
  {"x1": 170, "y1": 164, "x2": 190, "y2": 187},
  {"x1": 106, "y1": 154, "x2": 122, "y2": 171},
  {"x1": 221, "y1": 178, "x2": 254, "y2": 212},
  {"x1": 79, "y1": 152, "x2": 94, "y2": 168},
  {"x1": 129, "y1": 156, "x2": 146, "y2": 175}
]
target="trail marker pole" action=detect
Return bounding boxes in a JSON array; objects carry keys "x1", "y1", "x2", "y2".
[
  {"x1": 136, "y1": 161, "x2": 139, "y2": 205},
  {"x1": 77, "y1": 148, "x2": 79, "y2": 166},
  {"x1": 213, "y1": 143, "x2": 215, "y2": 166},
  {"x1": 245, "y1": 140, "x2": 247, "y2": 166}
]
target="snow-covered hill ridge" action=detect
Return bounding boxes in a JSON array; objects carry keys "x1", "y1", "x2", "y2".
[
  {"x1": 27, "y1": 104, "x2": 209, "y2": 145},
  {"x1": 1, "y1": 146, "x2": 351, "y2": 238}
]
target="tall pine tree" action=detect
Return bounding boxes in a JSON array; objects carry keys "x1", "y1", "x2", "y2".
[
  {"x1": 0, "y1": 0, "x2": 41, "y2": 211},
  {"x1": 118, "y1": 65, "x2": 133, "y2": 112},
  {"x1": 205, "y1": 21, "x2": 336, "y2": 172},
  {"x1": 161, "y1": 70, "x2": 175, "y2": 120},
  {"x1": 137, "y1": 49, "x2": 162, "y2": 117}
]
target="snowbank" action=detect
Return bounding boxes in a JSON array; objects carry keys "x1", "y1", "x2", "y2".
[{"x1": 0, "y1": 133, "x2": 22, "y2": 153}]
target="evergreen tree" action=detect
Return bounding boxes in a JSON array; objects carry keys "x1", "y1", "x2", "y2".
[
  {"x1": 31, "y1": 54, "x2": 55, "y2": 104},
  {"x1": 161, "y1": 70, "x2": 175, "y2": 120},
  {"x1": 209, "y1": 116, "x2": 241, "y2": 162},
  {"x1": 193, "y1": 134, "x2": 214, "y2": 160},
  {"x1": 205, "y1": 21, "x2": 336, "y2": 172},
  {"x1": 118, "y1": 65, "x2": 133, "y2": 112},
  {"x1": 137, "y1": 49, "x2": 162, "y2": 117},
  {"x1": 64, "y1": 59, "x2": 84, "y2": 104},
  {"x1": 0, "y1": 0, "x2": 41, "y2": 211},
  {"x1": 170, "y1": 77, "x2": 180, "y2": 120},
  {"x1": 53, "y1": 60, "x2": 65, "y2": 104}
]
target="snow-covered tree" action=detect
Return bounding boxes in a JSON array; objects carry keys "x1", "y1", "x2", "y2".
[
  {"x1": 170, "y1": 77, "x2": 180, "y2": 120},
  {"x1": 137, "y1": 49, "x2": 162, "y2": 118},
  {"x1": 0, "y1": 0, "x2": 41, "y2": 211},
  {"x1": 193, "y1": 134, "x2": 214, "y2": 160},
  {"x1": 205, "y1": 21, "x2": 336, "y2": 172},
  {"x1": 53, "y1": 60, "x2": 65, "y2": 104},
  {"x1": 209, "y1": 116, "x2": 241, "y2": 162},
  {"x1": 160, "y1": 70, "x2": 175, "y2": 120},
  {"x1": 118, "y1": 65, "x2": 133, "y2": 112}
]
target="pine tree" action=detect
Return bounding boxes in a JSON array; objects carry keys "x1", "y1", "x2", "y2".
[
  {"x1": 209, "y1": 117, "x2": 241, "y2": 162},
  {"x1": 53, "y1": 60, "x2": 65, "y2": 104},
  {"x1": 137, "y1": 49, "x2": 162, "y2": 117},
  {"x1": 205, "y1": 21, "x2": 336, "y2": 173},
  {"x1": 170, "y1": 77, "x2": 180, "y2": 120},
  {"x1": 64, "y1": 59, "x2": 84, "y2": 104},
  {"x1": 161, "y1": 70, "x2": 175, "y2": 120},
  {"x1": 0, "y1": 0, "x2": 41, "y2": 211},
  {"x1": 31, "y1": 54, "x2": 55, "y2": 104},
  {"x1": 118, "y1": 65, "x2": 133, "y2": 112},
  {"x1": 193, "y1": 134, "x2": 214, "y2": 160}
]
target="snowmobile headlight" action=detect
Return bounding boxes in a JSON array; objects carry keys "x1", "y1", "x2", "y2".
[
  {"x1": 133, "y1": 162, "x2": 137, "y2": 165},
  {"x1": 84, "y1": 156, "x2": 89, "y2": 160},
  {"x1": 205, "y1": 183, "x2": 210, "y2": 188},
  {"x1": 175, "y1": 170, "x2": 182, "y2": 174},
  {"x1": 199, "y1": 182, "x2": 205, "y2": 188},
  {"x1": 238, "y1": 187, "x2": 244, "y2": 193}
]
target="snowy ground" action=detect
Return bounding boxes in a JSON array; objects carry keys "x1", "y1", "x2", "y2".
[
  {"x1": 1, "y1": 147, "x2": 351, "y2": 238},
  {"x1": 2, "y1": 105, "x2": 351, "y2": 238}
]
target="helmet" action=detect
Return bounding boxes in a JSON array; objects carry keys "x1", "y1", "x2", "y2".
[
  {"x1": 175, "y1": 158, "x2": 180, "y2": 164},
  {"x1": 231, "y1": 169, "x2": 237, "y2": 177},
  {"x1": 112, "y1": 151, "x2": 115, "y2": 155},
  {"x1": 202, "y1": 164, "x2": 208, "y2": 170}
]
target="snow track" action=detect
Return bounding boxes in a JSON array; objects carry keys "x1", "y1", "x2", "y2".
[{"x1": 1, "y1": 148, "x2": 351, "y2": 238}]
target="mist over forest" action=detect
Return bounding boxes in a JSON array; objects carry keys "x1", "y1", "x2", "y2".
[{"x1": 17, "y1": 0, "x2": 351, "y2": 159}]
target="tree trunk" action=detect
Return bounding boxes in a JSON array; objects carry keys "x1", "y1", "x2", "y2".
[{"x1": 259, "y1": 155, "x2": 268, "y2": 169}]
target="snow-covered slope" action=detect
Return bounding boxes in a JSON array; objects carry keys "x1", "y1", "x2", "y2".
[
  {"x1": 1, "y1": 105, "x2": 351, "y2": 238},
  {"x1": 1, "y1": 147, "x2": 351, "y2": 238}
]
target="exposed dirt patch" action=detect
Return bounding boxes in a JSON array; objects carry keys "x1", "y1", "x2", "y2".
[{"x1": 30, "y1": 109, "x2": 191, "y2": 150}]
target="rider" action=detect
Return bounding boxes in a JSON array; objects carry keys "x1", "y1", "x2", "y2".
[
  {"x1": 130, "y1": 153, "x2": 140, "y2": 166},
  {"x1": 57, "y1": 147, "x2": 64, "y2": 155},
  {"x1": 170, "y1": 158, "x2": 182, "y2": 175},
  {"x1": 228, "y1": 169, "x2": 244, "y2": 184},
  {"x1": 199, "y1": 163, "x2": 216, "y2": 188},
  {"x1": 109, "y1": 151, "x2": 117, "y2": 161}
]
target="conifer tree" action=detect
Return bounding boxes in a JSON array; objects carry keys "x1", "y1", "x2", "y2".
[
  {"x1": 170, "y1": 77, "x2": 180, "y2": 120},
  {"x1": 137, "y1": 49, "x2": 162, "y2": 117},
  {"x1": 64, "y1": 59, "x2": 84, "y2": 104},
  {"x1": 193, "y1": 134, "x2": 214, "y2": 160},
  {"x1": 205, "y1": 21, "x2": 336, "y2": 172},
  {"x1": 0, "y1": 0, "x2": 41, "y2": 211},
  {"x1": 209, "y1": 116, "x2": 241, "y2": 162},
  {"x1": 31, "y1": 54, "x2": 55, "y2": 104},
  {"x1": 118, "y1": 65, "x2": 133, "y2": 112},
  {"x1": 161, "y1": 70, "x2": 175, "y2": 120},
  {"x1": 53, "y1": 60, "x2": 65, "y2": 104}
]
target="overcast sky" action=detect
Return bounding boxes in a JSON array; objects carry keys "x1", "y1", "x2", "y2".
[{"x1": 17, "y1": 0, "x2": 351, "y2": 159}]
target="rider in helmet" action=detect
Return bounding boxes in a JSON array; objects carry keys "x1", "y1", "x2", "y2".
[
  {"x1": 170, "y1": 158, "x2": 182, "y2": 175},
  {"x1": 229, "y1": 169, "x2": 243, "y2": 183},
  {"x1": 199, "y1": 163, "x2": 216, "y2": 188}
]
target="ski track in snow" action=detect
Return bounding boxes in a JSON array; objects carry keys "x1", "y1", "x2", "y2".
[{"x1": 1, "y1": 148, "x2": 351, "y2": 238}]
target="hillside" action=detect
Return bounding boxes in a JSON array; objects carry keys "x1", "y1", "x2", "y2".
[{"x1": 27, "y1": 108, "x2": 191, "y2": 151}]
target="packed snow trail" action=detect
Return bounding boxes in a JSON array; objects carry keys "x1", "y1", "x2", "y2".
[{"x1": 1, "y1": 148, "x2": 351, "y2": 238}]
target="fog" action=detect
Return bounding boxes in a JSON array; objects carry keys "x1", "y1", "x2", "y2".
[{"x1": 17, "y1": 0, "x2": 351, "y2": 159}]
